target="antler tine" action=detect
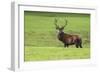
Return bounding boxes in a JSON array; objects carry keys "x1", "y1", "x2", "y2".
[
  {"x1": 62, "y1": 18, "x2": 68, "y2": 28},
  {"x1": 55, "y1": 18, "x2": 57, "y2": 25},
  {"x1": 65, "y1": 18, "x2": 68, "y2": 25},
  {"x1": 54, "y1": 18, "x2": 59, "y2": 28}
]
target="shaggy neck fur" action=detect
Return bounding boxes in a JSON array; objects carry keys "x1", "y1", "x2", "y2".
[{"x1": 58, "y1": 31, "x2": 65, "y2": 42}]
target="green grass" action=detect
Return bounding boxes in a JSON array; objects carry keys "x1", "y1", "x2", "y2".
[
  {"x1": 24, "y1": 11, "x2": 90, "y2": 61},
  {"x1": 25, "y1": 47, "x2": 90, "y2": 61}
]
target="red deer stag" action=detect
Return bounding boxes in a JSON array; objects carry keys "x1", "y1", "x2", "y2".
[{"x1": 55, "y1": 18, "x2": 82, "y2": 48}]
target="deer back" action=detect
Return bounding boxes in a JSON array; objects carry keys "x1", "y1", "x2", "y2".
[{"x1": 63, "y1": 34, "x2": 81, "y2": 44}]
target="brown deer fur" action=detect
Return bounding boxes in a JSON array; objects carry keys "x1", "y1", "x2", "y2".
[{"x1": 55, "y1": 18, "x2": 82, "y2": 48}]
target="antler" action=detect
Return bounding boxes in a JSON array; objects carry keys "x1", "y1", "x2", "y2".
[
  {"x1": 65, "y1": 19, "x2": 68, "y2": 26},
  {"x1": 54, "y1": 18, "x2": 59, "y2": 29},
  {"x1": 61, "y1": 18, "x2": 68, "y2": 29}
]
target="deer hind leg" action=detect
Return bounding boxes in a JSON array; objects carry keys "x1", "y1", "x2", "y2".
[
  {"x1": 75, "y1": 44, "x2": 79, "y2": 48},
  {"x1": 75, "y1": 39, "x2": 79, "y2": 48},
  {"x1": 75, "y1": 42, "x2": 82, "y2": 48},
  {"x1": 75, "y1": 39, "x2": 82, "y2": 48},
  {"x1": 79, "y1": 39, "x2": 82, "y2": 48},
  {"x1": 80, "y1": 44, "x2": 82, "y2": 48},
  {"x1": 79, "y1": 42, "x2": 82, "y2": 48}
]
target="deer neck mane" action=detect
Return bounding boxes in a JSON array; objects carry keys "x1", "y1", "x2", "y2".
[{"x1": 58, "y1": 31, "x2": 65, "y2": 41}]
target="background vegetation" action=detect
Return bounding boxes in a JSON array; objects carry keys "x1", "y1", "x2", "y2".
[{"x1": 24, "y1": 11, "x2": 90, "y2": 61}]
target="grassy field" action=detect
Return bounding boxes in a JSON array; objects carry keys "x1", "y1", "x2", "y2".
[
  {"x1": 25, "y1": 47, "x2": 90, "y2": 61},
  {"x1": 24, "y1": 11, "x2": 90, "y2": 61}
]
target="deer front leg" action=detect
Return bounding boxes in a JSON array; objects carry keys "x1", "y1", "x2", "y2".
[
  {"x1": 64, "y1": 43, "x2": 66, "y2": 47},
  {"x1": 64, "y1": 43, "x2": 66, "y2": 48},
  {"x1": 64, "y1": 43, "x2": 69, "y2": 48}
]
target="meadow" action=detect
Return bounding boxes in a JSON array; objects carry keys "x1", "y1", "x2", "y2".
[{"x1": 24, "y1": 11, "x2": 90, "y2": 61}]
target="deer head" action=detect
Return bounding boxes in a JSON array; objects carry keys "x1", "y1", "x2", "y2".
[{"x1": 55, "y1": 18, "x2": 67, "y2": 33}]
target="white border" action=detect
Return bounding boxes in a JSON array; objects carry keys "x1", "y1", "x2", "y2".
[{"x1": 11, "y1": 2, "x2": 97, "y2": 71}]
